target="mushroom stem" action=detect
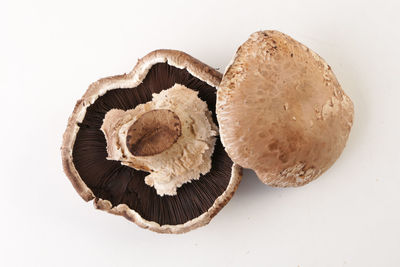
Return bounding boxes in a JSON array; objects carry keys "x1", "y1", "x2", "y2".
[{"x1": 126, "y1": 109, "x2": 182, "y2": 157}]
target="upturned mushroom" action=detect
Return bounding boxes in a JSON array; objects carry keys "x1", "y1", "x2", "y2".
[
  {"x1": 62, "y1": 50, "x2": 242, "y2": 233},
  {"x1": 216, "y1": 30, "x2": 354, "y2": 187}
]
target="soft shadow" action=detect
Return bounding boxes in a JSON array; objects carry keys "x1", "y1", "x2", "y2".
[{"x1": 236, "y1": 168, "x2": 283, "y2": 198}]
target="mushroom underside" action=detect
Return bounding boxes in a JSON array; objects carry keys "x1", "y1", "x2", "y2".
[{"x1": 72, "y1": 63, "x2": 234, "y2": 226}]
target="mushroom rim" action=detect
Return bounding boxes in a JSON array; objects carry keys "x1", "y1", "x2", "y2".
[
  {"x1": 94, "y1": 165, "x2": 241, "y2": 234},
  {"x1": 216, "y1": 30, "x2": 354, "y2": 187},
  {"x1": 61, "y1": 49, "x2": 242, "y2": 233}
]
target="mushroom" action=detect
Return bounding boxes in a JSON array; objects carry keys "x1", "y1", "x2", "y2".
[
  {"x1": 216, "y1": 30, "x2": 354, "y2": 187},
  {"x1": 62, "y1": 50, "x2": 242, "y2": 233}
]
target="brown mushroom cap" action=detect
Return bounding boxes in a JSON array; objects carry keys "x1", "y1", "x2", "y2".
[
  {"x1": 216, "y1": 30, "x2": 354, "y2": 187},
  {"x1": 62, "y1": 50, "x2": 242, "y2": 233}
]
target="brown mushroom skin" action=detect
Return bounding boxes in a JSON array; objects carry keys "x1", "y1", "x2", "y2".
[
  {"x1": 126, "y1": 109, "x2": 182, "y2": 157},
  {"x1": 217, "y1": 30, "x2": 354, "y2": 187}
]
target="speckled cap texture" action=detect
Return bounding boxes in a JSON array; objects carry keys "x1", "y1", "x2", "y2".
[{"x1": 216, "y1": 30, "x2": 354, "y2": 187}]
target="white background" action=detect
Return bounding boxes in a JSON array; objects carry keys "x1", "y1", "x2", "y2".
[{"x1": 1, "y1": 0, "x2": 399, "y2": 266}]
